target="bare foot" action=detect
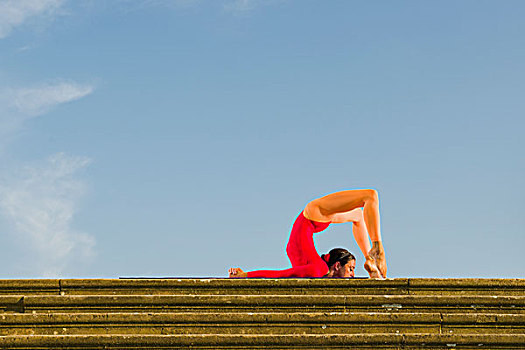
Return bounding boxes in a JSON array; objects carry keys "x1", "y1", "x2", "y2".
[
  {"x1": 364, "y1": 257, "x2": 383, "y2": 279},
  {"x1": 368, "y1": 241, "x2": 387, "y2": 278},
  {"x1": 228, "y1": 267, "x2": 247, "y2": 278}
]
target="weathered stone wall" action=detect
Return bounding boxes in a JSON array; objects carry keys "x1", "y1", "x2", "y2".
[{"x1": 0, "y1": 278, "x2": 524, "y2": 349}]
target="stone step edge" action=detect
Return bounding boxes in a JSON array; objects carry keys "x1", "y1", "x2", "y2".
[
  {"x1": 1, "y1": 278, "x2": 524, "y2": 291},
  {"x1": 2, "y1": 295, "x2": 523, "y2": 306},
  {"x1": 0, "y1": 334, "x2": 523, "y2": 347},
  {"x1": 1, "y1": 311, "x2": 523, "y2": 325}
]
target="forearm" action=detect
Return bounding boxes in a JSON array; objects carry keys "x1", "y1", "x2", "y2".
[
  {"x1": 247, "y1": 268, "x2": 297, "y2": 278},
  {"x1": 246, "y1": 264, "x2": 326, "y2": 278}
]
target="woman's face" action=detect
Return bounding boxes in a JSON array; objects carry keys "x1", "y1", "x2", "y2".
[{"x1": 338, "y1": 259, "x2": 356, "y2": 278}]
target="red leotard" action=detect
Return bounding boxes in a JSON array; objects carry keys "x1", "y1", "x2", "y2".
[{"x1": 246, "y1": 210, "x2": 331, "y2": 278}]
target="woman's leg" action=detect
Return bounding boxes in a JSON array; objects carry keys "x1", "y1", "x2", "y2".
[
  {"x1": 308, "y1": 189, "x2": 381, "y2": 240},
  {"x1": 306, "y1": 189, "x2": 387, "y2": 277},
  {"x1": 352, "y1": 217, "x2": 382, "y2": 279},
  {"x1": 331, "y1": 208, "x2": 381, "y2": 278},
  {"x1": 352, "y1": 219, "x2": 371, "y2": 257}
]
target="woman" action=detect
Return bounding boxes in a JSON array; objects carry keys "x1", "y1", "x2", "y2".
[{"x1": 228, "y1": 189, "x2": 387, "y2": 279}]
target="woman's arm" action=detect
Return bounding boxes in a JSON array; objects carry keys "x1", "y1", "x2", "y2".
[{"x1": 229, "y1": 263, "x2": 327, "y2": 278}]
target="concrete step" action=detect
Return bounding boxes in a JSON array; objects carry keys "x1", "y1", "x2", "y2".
[
  {"x1": 0, "y1": 333, "x2": 523, "y2": 349},
  {"x1": 1, "y1": 278, "x2": 523, "y2": 349},
  {"x1": 2, "y1": 294, "x2": 524, "y2": 313},
  {"x1": 0, "y1": 312, "x2": 523, "y2": 336},
  {"x1": 1, "y1": 278, "x2": 524, "y2": 296}
]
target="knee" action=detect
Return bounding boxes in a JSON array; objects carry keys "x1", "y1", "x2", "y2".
[{"x1": 363, "y1": 189, "x2": 378, "y2": 203}]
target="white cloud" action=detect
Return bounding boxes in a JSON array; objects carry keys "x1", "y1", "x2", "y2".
[
  {"x1": 0, "y1": 153, "x2": 95, "y2": 277},
  {"x1": 224, "y1": 0, "x2": 283, "y2": 14},
  {"x1": 0, "y1": 0, "x2": 66, "y2": 39},
  {"x1": 9, "y1": 80, "x2": 94, "y2": 117},
  {"x1": 120, "y1": 0, "x2": 279, "y2": 14},
  {"x1": 0, "y1": 80, "x2": 94, "y2": 149},
  {"x1": 0, "y1": 80, "x2": 95, "y2": 276},
  {"x1": 142, "y1": 0, "x2": 199, "y2": 7},
  {"x1": 115, "y1": 0, "x2": 200, "y2": 12}
]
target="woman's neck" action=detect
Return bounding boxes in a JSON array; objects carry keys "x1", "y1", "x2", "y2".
[{"x1": 323, "y1": 269, "x2": 336, "y2": 278}]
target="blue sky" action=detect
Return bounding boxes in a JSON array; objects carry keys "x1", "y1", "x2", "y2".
[{"x1": 0, "y1": 0, "x2": 523, "y2": 278}]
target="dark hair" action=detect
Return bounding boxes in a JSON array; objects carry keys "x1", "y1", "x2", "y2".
[{"x1": 321, "y1": 248, "x2": 355, "y2": 268}]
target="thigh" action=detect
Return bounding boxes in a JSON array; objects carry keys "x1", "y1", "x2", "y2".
[{"x1": 305, "y1": 189, "x2": 376, "y2": 221}]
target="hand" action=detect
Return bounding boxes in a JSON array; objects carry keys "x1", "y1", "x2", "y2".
[{"x1": 228, "y1": 267, "x2": 247, "y2": 278}]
